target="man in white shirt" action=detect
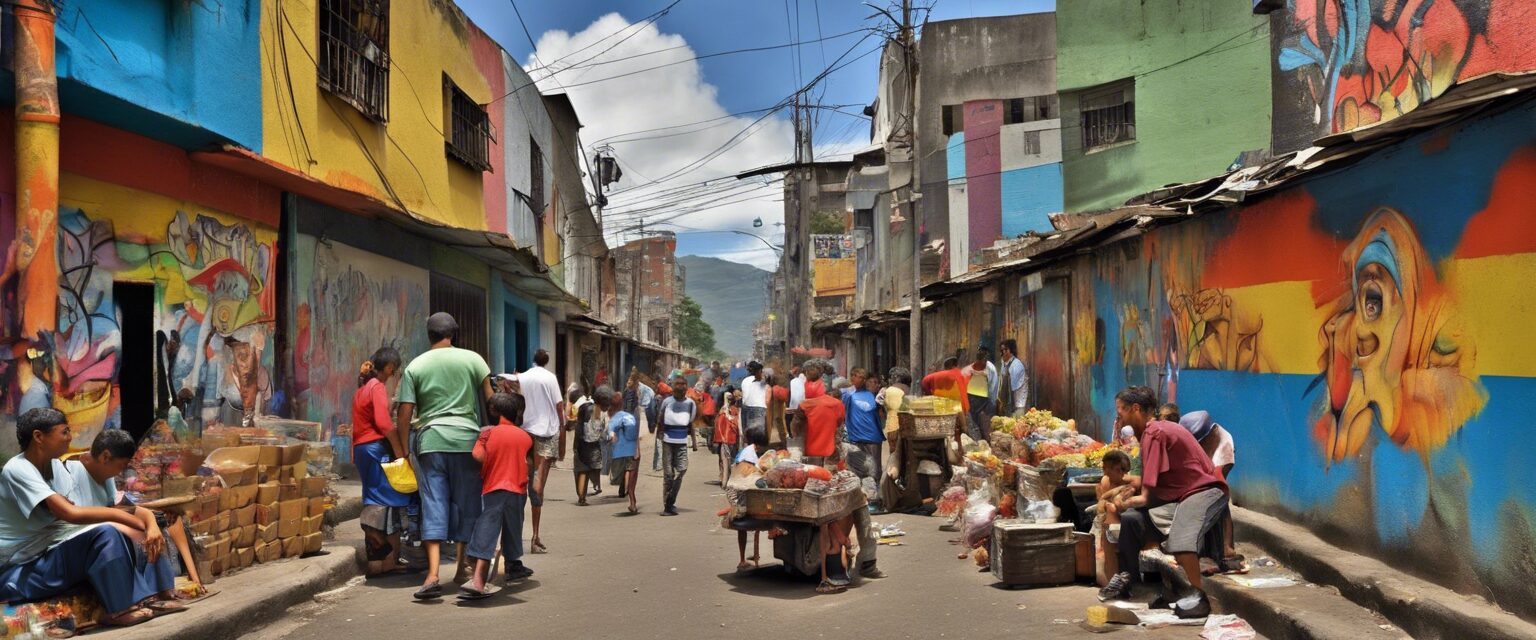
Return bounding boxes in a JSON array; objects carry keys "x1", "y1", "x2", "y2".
[
  {"x1": 520, "y1": 349, "x2": 565, "y2": 555},
  {"x1": 788, "y1": 365, "x2": 807, "y2": 411},
  {"x1": 999, "y1": 339, "x2": 1029, "y2": 417},
  {"x1": 738, "y1": 361, "x2": 770, "y2": 449}
]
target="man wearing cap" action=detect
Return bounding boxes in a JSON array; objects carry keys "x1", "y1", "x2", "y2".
[
  {"x1": 396, "y1": 313, "x2": 492, "y2": 600},
  {"x1": 1179, "y1": 410, "x2": 1239, "y2": 565}
]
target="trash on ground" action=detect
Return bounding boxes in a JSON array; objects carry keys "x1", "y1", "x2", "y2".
[
  {"x1": 1136, "y1": 610, "x2": 1207, "y2": 628},
  {"x1": 1200, "y1": 614, "x2": 1257, "y2": 640},
  {"x1": 1086, "y1": 604, "x2": 1141, "y2": 626},
  {"x1": 1228, "y1": 575, "x2": 1298, "y2": 589}
]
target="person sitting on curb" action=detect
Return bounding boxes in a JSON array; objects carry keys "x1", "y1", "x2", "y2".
[
  {"x1": 0, "y1": 409, "x2": 171, "y2": 627},
  {"x1": 1100, "y1": 386, "x2": 1228, "y2": 620}
]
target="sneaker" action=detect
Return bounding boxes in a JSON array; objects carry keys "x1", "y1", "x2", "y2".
[
  {"x1": 504, "y1": 565, "x2": 535, "y2": 582},
  {"x1": 660, "y1": 508, "x2": 679, "y2": 517},
  {"x1": 859, "y1": 562, "x2": 887, "y2": 579},
  {"x1": 1097, "y1": 571, "x2": 1133, "y2": 602},
  {"x1": 1173, "y1": 591, "x2": 1211, "y2": 619}
]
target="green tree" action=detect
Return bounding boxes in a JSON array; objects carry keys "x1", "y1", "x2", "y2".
[
  {"x1": 674, "y1": 295, "x2": 719, "y2": 358},
  {"x1": 809, "y1": 210, "x2": 845, "y2": 235}
]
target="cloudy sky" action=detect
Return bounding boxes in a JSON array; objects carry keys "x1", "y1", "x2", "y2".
[{"x1": 458, "y1": 0, "x2": 1052, "y2": 270}]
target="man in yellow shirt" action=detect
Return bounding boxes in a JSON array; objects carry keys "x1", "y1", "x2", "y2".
[{"x1": 963, "y1": 347, "x2": 999, "y2": 441}]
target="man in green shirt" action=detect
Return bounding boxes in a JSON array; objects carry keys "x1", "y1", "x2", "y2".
[{"x1": 397, "y1": 312, "x2": 493, "y2": 600}]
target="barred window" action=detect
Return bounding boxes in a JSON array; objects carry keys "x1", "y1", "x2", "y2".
[
  {"x1": 445, "y1": 78, "x2": 494, "y2": 172},
  {"x1": 318, "y1": 0, "x2": 389, "y2": 122},
  {"x1": 1005, "y1": 95, "x2": 1059, "y2": 125},
  {"x1": 1080, "y1": 81, "x2": 1136, "y2": 150}
]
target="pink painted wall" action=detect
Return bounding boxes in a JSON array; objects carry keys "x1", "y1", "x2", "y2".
[
  {"x1": 963, "y1": 100, "x2": 1003, "y2": 255},
  {"x1": 470, "y1": 24, "x2": 509, "y2": 235}
]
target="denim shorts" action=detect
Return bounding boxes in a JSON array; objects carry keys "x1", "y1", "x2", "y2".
[{"x1": 416, "y1": 451, "x2": 483, "y2": 543}]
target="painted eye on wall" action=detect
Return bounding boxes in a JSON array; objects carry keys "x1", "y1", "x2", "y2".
[{"x1": 1361, "y1": 283, "x2": 1384, "y2": 321}]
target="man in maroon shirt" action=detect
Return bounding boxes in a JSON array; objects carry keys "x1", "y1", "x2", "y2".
[{"x1": 1100, "y1": 386, "x2": 1227, "y2": 619}]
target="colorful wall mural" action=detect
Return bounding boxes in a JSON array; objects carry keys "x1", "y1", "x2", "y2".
[
  {"x1": 290, "y1": 236, "x2": 430, "y2": 441},
  {"x1": 3, "y1": 174, "x2": 277, "y2": 454},
  {"x1": 1072, "y1": 100, "x2": 1536, "y2": 615},
  {"x1": 1272, "y1": 0, "x2": 1536, "y2": 151}
]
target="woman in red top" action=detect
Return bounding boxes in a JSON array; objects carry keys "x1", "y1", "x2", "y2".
[{"x1": 351, "y1": 347, "x2": 413, "y2": 577}]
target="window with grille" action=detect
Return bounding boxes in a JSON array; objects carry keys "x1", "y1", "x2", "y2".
[
  {"x1": 1080, "y1": 81, "x2": 1136, "y2": 150},
  {"x1": 429, "y1": 272, "x2": 488, "y2": 359},
  {"x1": 445, "y1": 78, "x2": 494, "y2": 171},
  {"x1": 1005, "y1": 95, "x2": 1059, "y2": 125},
  {"x1": 318, "y1": 0, "x2": 389, "y2": 123},
  {"x1": 529, "y1": 139, "x2": 545, "y2": 215},
  {"x1": 1023, "y1": 130, "x2": 1042, "y2": 156}
]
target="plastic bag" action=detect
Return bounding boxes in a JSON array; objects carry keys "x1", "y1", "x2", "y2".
[
  {"x1": 1200, "y1": 615, "x2": 1256, "y2": 640},
  {"x1": 962, "y1": 482, "x2": 998, "y2": 548},
  {"x1": 381, "y1": 458, "x2": 418, "y2": 494},
  {"x1": 1023, "y1": 499, "x2": 1057, "y2": 523}
]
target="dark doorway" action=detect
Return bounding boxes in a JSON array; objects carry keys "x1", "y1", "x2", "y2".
[
  {"x1": 114, "y1": 283, "x2": 155, "y2": 442},
  {"x1": 555, "y1": 330, "x2": 568, "y2": 388}
]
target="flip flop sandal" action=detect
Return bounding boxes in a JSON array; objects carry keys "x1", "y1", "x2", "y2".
[
  {"x1": 530, "y1": 543, "x2": 548, "y2": 554},
  {"x1": 101, "y1": 608, "x2": 154, "y2": 627},
  {"x1": 413, "y1": 582, "x2": 444, "y2": 600},
  {"x1": 456, "y1": 586, "x2": 494, "y2": 600},
  {"x1": 815, "y1": 581, "x2": 846, "y2": 594}
]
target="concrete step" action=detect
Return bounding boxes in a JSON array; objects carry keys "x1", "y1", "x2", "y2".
[
  {"x1": 1205, "y1": 544, "x2": 1408, "y2": 640},
  {"x1": 1234, "y1": 507, "x2": 1536, "y2": 640}
]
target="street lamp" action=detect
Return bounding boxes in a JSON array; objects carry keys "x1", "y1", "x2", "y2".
[{"x1": 729, "y1": 229, "x2": 783, "y2": 256}]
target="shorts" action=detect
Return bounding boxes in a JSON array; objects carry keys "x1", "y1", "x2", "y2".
[
  {"x1": 610, "y1": 457, "x2": 636, "y2": 476},
  {"x1": 1162, "y1": 487, "x2": 1228, "y2": 555},
  {"x1": 416, "y1": 451, "x2": 483, "y2": 543},
  {"x1": 467, "y1": 490, "x2": 526, "y2": 563},
  {"x1": 532, "y1": 434, "x2": 559, "y2": 459}
]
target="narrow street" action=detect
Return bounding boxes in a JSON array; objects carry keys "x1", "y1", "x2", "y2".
[{"x1": 244, "y1": 434, "x2": 1204, "y2": 640}]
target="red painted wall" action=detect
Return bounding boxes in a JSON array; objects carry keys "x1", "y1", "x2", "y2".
[{"x1": 963, "y1": 100, "x2": 1003, "y2": 256}]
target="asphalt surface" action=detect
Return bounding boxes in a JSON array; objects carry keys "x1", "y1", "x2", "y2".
[{"x1": 242, "y1": 436, "x2": 1227, "y2": 640}]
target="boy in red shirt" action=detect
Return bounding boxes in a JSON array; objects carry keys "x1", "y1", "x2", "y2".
[
  {"x1": 795, "y1": 362, "x2": 846, "y2": 462},
  {"x1": 462, "y1": 393, "x2": 536, "y2": 599}
]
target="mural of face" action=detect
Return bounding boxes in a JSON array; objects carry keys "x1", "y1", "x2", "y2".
[{"x1": 1313, "y1": 208, "x2": 1484, "y2": 465}]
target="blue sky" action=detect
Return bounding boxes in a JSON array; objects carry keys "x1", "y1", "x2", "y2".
[{"x1": 457, "y1": 0, "x2": 1053, "y2": 268}]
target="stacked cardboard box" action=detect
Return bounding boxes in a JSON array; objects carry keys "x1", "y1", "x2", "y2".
[{"x1": 195, "y1": 443, "x2": 332, "y2": 576}]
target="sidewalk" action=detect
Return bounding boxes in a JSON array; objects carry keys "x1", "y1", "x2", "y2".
[{"x1": 99, "y1": 481, "x2": 365, "y2": 640}]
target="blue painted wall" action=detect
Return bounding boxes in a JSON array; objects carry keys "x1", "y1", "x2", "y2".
[
  {"x1": 491, "y1": 281, "x2": 540, "y2": 374},
  {"x1": 1000, "y1": 163, "x2": 1063, "y2": 237},
  {"x1": 49, "y1": 0, "x2": 263, "y2": 150}
]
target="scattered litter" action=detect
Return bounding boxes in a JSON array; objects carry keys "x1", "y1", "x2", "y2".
[
  {"x1": 1086, "y1": 604, "x2": 1141, "y2": 626},
  {"x1": 1016, "y1": 603, "x2": 1027, "y2": 610},
  {"x1": 1201, "y1": 614, "x2": 1256, "y2": 640},
  {"x1": 875, "y1": 521, "x2": 907, "y2": 537},
  {"x1": 1228, "y1": 575, "x2": 1298, "y2": 589},
  {"x1": 877, "y1": 538, "x2": 905, "y2": 546},
  {"x1": 670, "y1": 567, "x2": 677, "y2": 571},
  {"x1": 1052, "y1": 619, "x2": 1071, "y2": 625},
  {"x1": 1136, "y1": 610, "x2": 1207, "y2": 628},
  {"x1": 1252, "y1": 556, "x2": 1277, "y2": 567},
  {"x1": 1379, "y1": 624, "x2": 1395, "y2": 631}
]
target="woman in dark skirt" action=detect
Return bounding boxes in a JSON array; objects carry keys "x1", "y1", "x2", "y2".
[
  {"x1": 351, "y1": 347, "x2": 415, "y2": 576},
  {"x1": 567, "y1": 389, "x2": 605, "y2": 506}
]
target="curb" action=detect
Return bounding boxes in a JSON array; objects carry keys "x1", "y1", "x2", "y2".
[
  {"x1": 106, "y1": 495, "x2": 365, "y2": 640},
  {"x1": 1204, "y1": 569, "x2": 1403, "y2": 640},
  {"x1": 1234, "y1": 507, "x2": 1536, "y2": 640}
]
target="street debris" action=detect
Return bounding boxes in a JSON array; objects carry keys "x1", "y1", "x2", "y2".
[{"x1": 1200, "y1": 614, "x2": 1257, "y2": 640}]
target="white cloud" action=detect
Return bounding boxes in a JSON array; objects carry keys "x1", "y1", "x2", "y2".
[{"x1": 526, "y1": 14, "x2": 829, "y2": 271}]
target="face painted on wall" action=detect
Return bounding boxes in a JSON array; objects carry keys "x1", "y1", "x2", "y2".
[{"x1": 1314, "y1": 208, "x2": 1484, "y2": 465}]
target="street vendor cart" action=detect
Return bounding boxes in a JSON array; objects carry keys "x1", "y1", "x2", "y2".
[
  {"x1": 881, "y1": 397, "x2": 962, "y2": 513},
  {"x1": 734, "y1": 486, "x2": 867, "y2": 577}
]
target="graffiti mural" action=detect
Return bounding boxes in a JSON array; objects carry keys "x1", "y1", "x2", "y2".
[
  {"x1": 1272, "y1": 0, "x2": 1536, "y2": 149},
  {"x1": 291, "y1": 236, "x2": 430, "y2": 440},
  {"x1": 1077, "y1": 101, "x2": 1536, "y2": 616},
  {"x1": 2, "y1": 204, "x2": 277, "y2": 453}
]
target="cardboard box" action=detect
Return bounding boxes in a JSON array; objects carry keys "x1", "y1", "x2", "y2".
[
  {"x1": 256, "y1": 482, "x2": 280, "y2": 505},
  {"x1": 227, "y1": 484, "x2": 258, "y2": 509},
  {"x1": 301, "y1": 532, "x2": 323, "y2": 554},
  {"x1": 207, "y1": 445, "x2": 262, "y2": 487},
  {"x1": 233, "y1": 504, "x2": 256, "y2": 528},
  {"x1": 256, "y1": 502, "x2": 278, "y2": 526},
  {"x1": 278, "y1": 517, "x2": 301, "y2": 538},
  {"x1": 280, "y1": 444, "x2": 306, "y2": 466},
  {"x1": 257, "y1": 445, "x2": 281, "y2": 468},
  {"x1": 209, "y1": 533, "x2": 231, "y2": 561},
  {"x1": 278, "y1": 482, "x2": 300, "y2": 502},
  {"x1": 307, "y1": 497, "x2": 327, "y2": 518},
  {"x1": 191, "y1": 519, "x2": 213, "y2": 536},
  {"x1": 258, "y1": 522, "x2": 278, "y2": 543},
  {"x1": 253, "y1": 540, "x2": 269, "y2": 564},
  {"x1": 301, "y1": 514, "x2": 324, "y2": 536},
  {"x1": 212, "y1": 510, "x2": 232, "y2": 534},
  {"x1": 162, "y1": 476, "x2": 195, "y2": 497},
  {"x1": 281, "y1": 536, "x2": 304, "y2": 558},
  {"x1": 209, "y1": 556, "x2": 225, "y2": 576},
  {"x1": 197, "y1": 495, "x2": 219, "y2": 521},
  {"x1": 236, "y1": 524, "x2": 256, "y2": 547},
  {"x1": 279, "y1": 499, "x2": 306, "y2": 522},
  {"x1": 300, "y1": 476, "x2": 327, "y2": 498},
  {"x1": 218, "y1": 490, "x2": 238, "y2": 511}
]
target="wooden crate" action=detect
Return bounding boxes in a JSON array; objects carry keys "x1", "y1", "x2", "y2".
[
  {"x1": 990, "y1": 520, "x2": 1076, "y2": 587},
  {"x1": 898, "y1": 412, "x2": 957, "y2": 440},
  {"x1": 741, "y1": 488, "x2": 865, "y2": 524}
]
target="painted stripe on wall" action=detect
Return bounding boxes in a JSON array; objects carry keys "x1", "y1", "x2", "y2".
[{"x1": 1000, "y1": 163, "x2": 1063, "y2": 237}]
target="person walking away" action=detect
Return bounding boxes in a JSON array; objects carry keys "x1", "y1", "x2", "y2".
[
  {"x1": 519, "y1": 349, "x2": 565, "y2": 555},
  {"x1": 658, "y1": 377, "x2": 697, "y2": 516},
  {"x1": 351, "y1": 347, "x2": 416, "y2": 576},
  {"x1": 460, "y1": 393, "x2": 535, "y2": 599},
  {"x1": 998, "y1": 339, "x2": 1028, "y2": 418},
  {"x1": 834, "y1": 442, "x2": 887, "y2": 581},
  {"x1": 844, "y1": 371, "x2": 885, "y2": 486},
  {"x1": 566, "y1": 389, "x2": 605, "y2": 507},
  {"x1": 64, "y1": 429, "x2": 189, "y2": 615},
  {"x1": 794, "y1": 370, "x2": 845, "y2": 467},
  {"x1": 738, "y1": 361, "x2": 770, "y2": 451},
  {"x1": 396, "y1": 313, "x2": 493, "y2": 600},
  {"x1": 921, "y1": 357, "x2": 971, "y2": 439},
  {"x1": 0, "y1": 408, "x2": 167, "y2": 627},
  {"x1": 690, "y1": 381, "x2": 715, "y2": 452},
  {"x1": 713, "y1": 388, "x2": 741, "y2": 485},
  {"x1": 1101, "y1": 386, "x2": 1228, "y2": 619},
  {"x1": 604, "y1": 387, "x2": 642, "y2": 514},
  {"x1": 963, "y1": 347, "x2": 999, "y2": 442},
  {"x1": 788, "y1": 365, "x2": 806, "y2": 413},
  {"x1": 766, "y1": 371, "x2": 790, "y2": 446}
]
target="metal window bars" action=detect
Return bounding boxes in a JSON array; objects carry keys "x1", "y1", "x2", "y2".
[
  {"x1": 318, "y1": 0, "x2": 389, "y2": 123},
  {"x1": 1081, "y1": 89, "x2": 1136, "y2": 149},
  {"x1": 446, "y1": 81, "x2": 494, "y2": 172}
]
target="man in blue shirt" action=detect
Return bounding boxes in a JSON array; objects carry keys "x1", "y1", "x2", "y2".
[
  {"x1": 843, "y1": 369, "x2": 885, "y2": 485},
  {"x1": 604, "y1": 387, "x2": 641, "y2": 515}
]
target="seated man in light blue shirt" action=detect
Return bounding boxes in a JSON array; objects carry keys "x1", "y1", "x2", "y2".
[{"x1": 0, "y1": 409, "x2": 174, "y2": 627}]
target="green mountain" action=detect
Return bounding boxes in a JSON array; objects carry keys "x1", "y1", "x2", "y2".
[{"x1": 677, "y1": 255, "x2": 769, "y2": 360}]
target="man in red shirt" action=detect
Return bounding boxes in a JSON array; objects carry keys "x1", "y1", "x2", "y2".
[
  {"x1": 461, "y1": 393, "x2": 536, "y2": 599},
  {"x1": 795, "y1": 366, "x2": 846, "y2": 462},
  {"x1": 1101, "y1": 386, "x2": 1227, "y2": 618}
]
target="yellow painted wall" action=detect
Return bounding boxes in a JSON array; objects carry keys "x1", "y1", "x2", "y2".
[{"x1": 261, "y1": 0, "x2": 490, "y2": 230}]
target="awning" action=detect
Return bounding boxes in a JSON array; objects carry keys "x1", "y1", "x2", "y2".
[{"x1": 845, "y1": 164, "x2": 889, "y2": 211}]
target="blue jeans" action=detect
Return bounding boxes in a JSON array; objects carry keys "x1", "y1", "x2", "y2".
[
  {"x1": 467, "y1": 490, "x2": 526, "y2": 565},
  {"x1": 416, "y1": 452, "x2": 483, "y2": 543},
  {"x1": 0, "y1": 526, "x2": 143, "y2": 614}
]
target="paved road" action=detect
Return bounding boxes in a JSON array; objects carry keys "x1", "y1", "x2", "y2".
[{"x1": 244, "y1": 436, "x2": 1220, "y2": 640}]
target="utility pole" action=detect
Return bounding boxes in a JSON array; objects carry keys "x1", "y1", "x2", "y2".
[{"x1": 902, "y1": 0, "x2": 924, "y2": 379}]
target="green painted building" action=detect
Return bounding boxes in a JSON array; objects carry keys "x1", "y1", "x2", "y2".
[{"x1": 1056, "y1": 0, "x2": 1272, "y2": 213}]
